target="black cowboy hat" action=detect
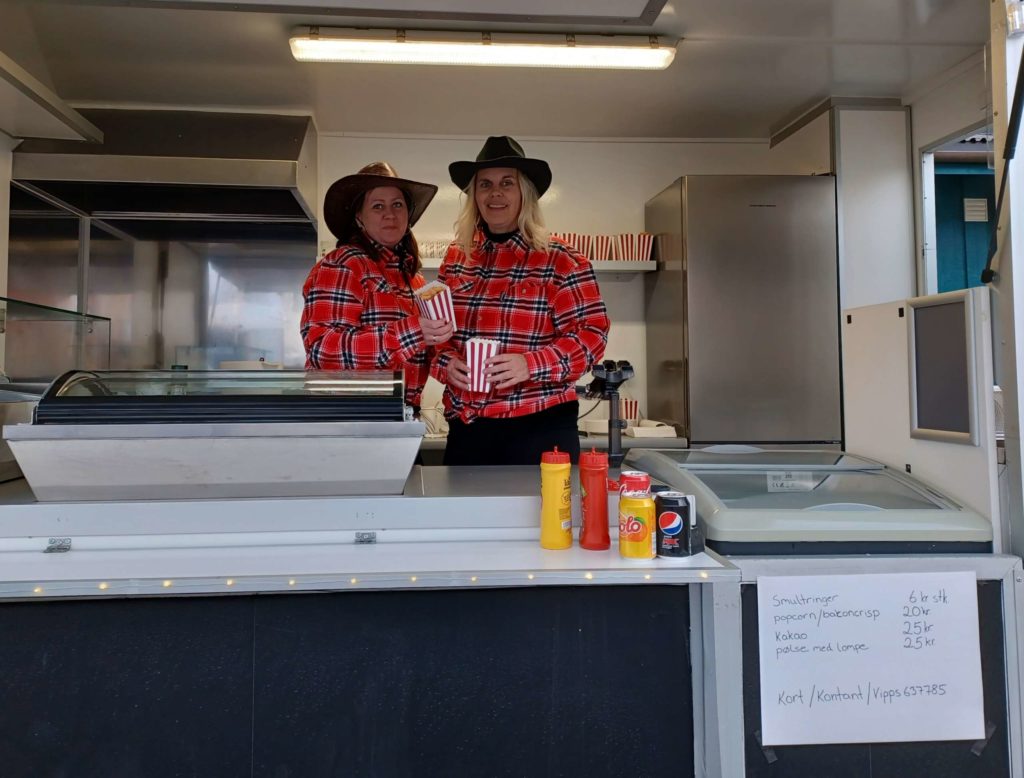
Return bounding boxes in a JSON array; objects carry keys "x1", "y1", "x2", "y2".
[
  {"x1": 448, "y1": 136, "x2": 552, "y2": 197},
  {"x1": 323, "y1": 161, "x2": 438, "y2": 241}
]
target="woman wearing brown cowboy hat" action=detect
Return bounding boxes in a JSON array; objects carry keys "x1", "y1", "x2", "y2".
[
  {"x1": 430, "y1": 137, "x2": 610, "y2": 465},
  {"x1": 301, "y1": 162, "x2": 454, "y2": 411}
]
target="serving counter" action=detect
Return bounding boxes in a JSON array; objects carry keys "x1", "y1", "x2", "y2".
[
  {"x1": 0, "y1": 466, "x2": 744, "y2": 778},
  {"x1": 0, "y1": 434, "x2": 1020, "y2": 777}
]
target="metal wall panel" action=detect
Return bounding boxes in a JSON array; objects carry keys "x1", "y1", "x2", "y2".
[
  {"x1": 644, "y1": 180, "x2": 687, "y2": 431},
  {"x1": 645, "y1": 175, "x2": 842, "y2": 443},
  {"x1": 201, "y1": 242, "x2": 313, "y2": 368},
  {"x1": 7, "y1": 186, "x2": 317, "y2": 378},
  {"x1": 686, "y1": 176, "x2": 840, "y2": 442}
]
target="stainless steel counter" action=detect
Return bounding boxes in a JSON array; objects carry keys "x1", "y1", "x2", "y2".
[{"x1": 0, "y1": 466, "x2": 733, "y2": 599}]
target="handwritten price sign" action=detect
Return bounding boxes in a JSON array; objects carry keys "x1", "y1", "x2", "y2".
[{"x1": 757, "y1": 571, "x2": 984, "y2": 745}]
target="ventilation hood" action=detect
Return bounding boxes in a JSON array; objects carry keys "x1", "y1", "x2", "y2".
[{"x1": 12, "y1": 109, "x2": 317, "y2": 242}]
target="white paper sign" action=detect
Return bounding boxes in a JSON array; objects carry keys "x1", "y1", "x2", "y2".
[
  {"x1": 766, "y1": 471, "x2": 816, "y2": 492},
  {"x1": 757, "y1": 572, "x2": 984, "y2": 746}
]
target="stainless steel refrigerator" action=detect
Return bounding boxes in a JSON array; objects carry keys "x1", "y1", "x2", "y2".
[{"x1": 644, "y1": 175, "x2": 841, "y2": 444}]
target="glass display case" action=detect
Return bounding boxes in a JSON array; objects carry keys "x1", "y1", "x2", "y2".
[
  {"x1": 34, "y1": 369, "x2": 405, "y2": 424},
  {"x1": 626, "y1": 448, "x2": 992, "y2": 554},
  {"x1": 0, "y1": 296, "x2": 111, "y2": 382},
  {"x1": 5, "y1": 369, "x2": 423, "y2": 501}
]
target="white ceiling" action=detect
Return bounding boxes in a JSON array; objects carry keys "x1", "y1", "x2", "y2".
[{"x1": 9, "y1": 0, "x2": 989, "y2": 138}]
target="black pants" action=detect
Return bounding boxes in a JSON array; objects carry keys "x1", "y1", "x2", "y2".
[{"x1": 444, "y1": 401, "x2": 580, "y2": 466}]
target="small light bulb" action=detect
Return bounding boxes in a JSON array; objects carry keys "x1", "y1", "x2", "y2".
[
  {"x1": 410, "y1": 576, "x2": 418, "y2": 582},
  {"x1": 162, "y1": 580, "x2": 172, "y2": 588},
  {"x1": 98, "y1": 582, "x2": 110, "y2": 590},
  {"x1": 226, "y1": 578, "x2": 235, "y2": 586},
  {"x1": 32, "y1": 586, "x2": 43, "y2": 594},
  {"x1": 644, "y1": 574, "x2": 652, "y2": 580},
  {"x1": 699, "y1": 571, "x2": 709, "y2": 580},
  {"x1": 527, "y1": 574, "x2": 535, "y2": 580},
  {"x1": 350, "y1": 577, "x2": 358, "y2": 584},
  {"x1": 288, "y1": 579, "x2": 296, "y2": 586},
  {"x1": 584, "y1": 572, "x2": 594, "y2": 580},
  {"x1": 470, "y1": 576, "x2": 478, "y2": 582}
]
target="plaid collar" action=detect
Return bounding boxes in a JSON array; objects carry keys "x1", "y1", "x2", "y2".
[
  {"x1": 364, "y1": 236, "x2": 415, "y2": 276},
  {"x1": 476, "y1": 228, "x2": 530, "y2": 253}
]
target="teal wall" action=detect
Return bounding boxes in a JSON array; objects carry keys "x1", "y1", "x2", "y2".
[{"x1": 935, "y1": 164, "x2": 994, "y2": 292}]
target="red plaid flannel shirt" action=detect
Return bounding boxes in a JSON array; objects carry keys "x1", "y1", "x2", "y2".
[
  {"x1": 301, "y1": 243, "x2": 428, "y2": 407},
  {"x1": 431, "y1": 231, "x2": 609, "y2": 421}
]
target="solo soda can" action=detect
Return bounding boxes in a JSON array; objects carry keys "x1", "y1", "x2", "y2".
[
  {"x1": 618, "y1": 489, "x2": 656, "y2": 559},
  {"x1": 617, "y1": 470, "x2": 651, "y2": 494},
  {"x1": 656, "y1": 491, "x2": 693, "y2": 558}
]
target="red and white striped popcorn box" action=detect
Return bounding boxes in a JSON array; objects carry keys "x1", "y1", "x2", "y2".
[
  {"x1": 614, "y1": 234, "x2": 629, "y2": 261},
  {"x1": 593, "y1": 234, "x2": 613, "y2": 261},
  {"x1": 619, "y1": 397, "x2": 639, "y2": 425},
  {"x1": 466, "y1": 337, "x2": 501, "y2": 393},
  {"x1": 638, "y1": 232, "x2": 654, "y2": 262},
  {"x1": 414, "y1": 281, "x2": 457, "y2": 332},
  {"x1": 627, "y1": 233, "x2": 641, "y2": 261},
  {"x1": 576, "y1": 233, "x2": 594, "y2": 258}
]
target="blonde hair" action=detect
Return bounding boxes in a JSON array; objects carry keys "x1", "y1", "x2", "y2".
[{"x1": 454, "y1": 170, "x2": 549, "y2": 254}]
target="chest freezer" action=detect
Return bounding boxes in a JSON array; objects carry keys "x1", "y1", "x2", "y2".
[
  {"x1": 625, "y1": 448, "x2": 992, "y2": 555},
  {"x1": 4, "y1": 369, "x2": 424, "y2": 501}
]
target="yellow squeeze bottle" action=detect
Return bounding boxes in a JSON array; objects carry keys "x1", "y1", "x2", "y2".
[{"x1": 540, "y1": 447, "x2": 573, "y2": 550}]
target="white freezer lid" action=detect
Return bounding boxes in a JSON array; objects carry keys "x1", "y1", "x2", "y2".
[
  {"x1": 646, "y1": 446, "x2": 884, "y2": 471},
  {"x1": 626, "y1": 449, "x2": 993, "y2": 543}
]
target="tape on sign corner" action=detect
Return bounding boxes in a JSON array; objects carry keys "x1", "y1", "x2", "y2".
[
  {"x1": 752, "y1": 730, "x2": 779, "y2": 765},
  {"x1": 970, "y1": 721, "x2": 997, "y2": 757}
]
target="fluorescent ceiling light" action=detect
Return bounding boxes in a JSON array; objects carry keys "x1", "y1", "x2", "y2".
[{"x1": 290, "y1": 27, "x2": 676, "y2": 70}]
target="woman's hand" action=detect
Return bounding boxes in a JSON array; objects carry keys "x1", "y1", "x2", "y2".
[
  {"x1": 420, "y1": 317, "x2": 454, "y2": 348},
  {"x1": 486, "y1": 353, "x2": 530, "y2": 390},
  {"x1": 446, "y1": 357, "x2": 471, "y2": 391}
]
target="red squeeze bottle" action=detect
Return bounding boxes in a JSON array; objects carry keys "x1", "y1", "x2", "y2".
[{"x1": 579, "y1": 448, "x2": 611, "y2": 550}]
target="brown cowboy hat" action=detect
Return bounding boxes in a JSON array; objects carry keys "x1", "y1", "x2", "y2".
[
  {"x1": 449, "y1": 136, "x2": 552, "y2": 197},
  {"x1": 323, "y1": 161, "x2": 438, "y2": 240}
]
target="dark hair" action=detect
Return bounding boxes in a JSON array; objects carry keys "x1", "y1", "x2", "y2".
[{"x1": 339, "y1": 190, "x2": 423, "y2": 279}]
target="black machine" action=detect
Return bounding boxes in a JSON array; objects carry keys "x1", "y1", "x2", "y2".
[{"x1": 579, "y1": 360, "x2": 635, "y2": 467}]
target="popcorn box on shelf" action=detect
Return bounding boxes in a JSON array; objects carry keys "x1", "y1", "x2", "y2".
[{"x1": 593, "y1": 234, "x2": 614, "y2": 261}]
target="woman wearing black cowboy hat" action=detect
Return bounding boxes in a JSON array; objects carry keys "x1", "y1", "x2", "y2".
[
  {"x1": 430, "y1": 137, "x2": 610, "y2": 465},
  {"x1": 301, "y1": 161, "x2": 454, "y2": 410}
]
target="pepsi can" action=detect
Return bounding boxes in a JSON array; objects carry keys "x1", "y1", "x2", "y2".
[{"x1": 656, "y1": 492, "x2": 694, "y2": 558}]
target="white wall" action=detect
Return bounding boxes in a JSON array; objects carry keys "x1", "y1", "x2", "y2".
[
  {"x1": 317, "y1": 133, "x2": 832, "y2": 416},
  {"x1": 835, "y1": 108, "x2": 917, "y2": 309},
  {"x1": 843, "y1": 292, "x2": 1000, "y2": 547},
  {"x1": 771, "y1": 111, "x2": 833, "y2": 174},
  {"x1": 910, "y1": 53, "x2": 989, "y2": 155}
]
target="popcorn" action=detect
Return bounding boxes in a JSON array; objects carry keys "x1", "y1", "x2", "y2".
[{"x1": 414, "y1": 281, "x2": 457, "y2": 332}]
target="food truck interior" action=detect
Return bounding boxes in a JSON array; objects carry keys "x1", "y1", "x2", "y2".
[{"x1": 1, "y1": 1, "x2": 1023, "y2": 777}]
